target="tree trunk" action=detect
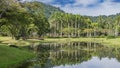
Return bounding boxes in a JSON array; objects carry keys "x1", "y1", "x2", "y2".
[
  {"x1": 115, "y1": 27, "x2": 118, "y2": 36},
  {"x1": 75, "y1": 22, "x2": 77, "y2": 37},
  {"x1": 60, "y1": 21, "x2": 62, "y2": 37},
  {"x1": 56, "y1": 22, "x2": 59, "y2": 37},
  {"x1": 54, "y1": 23, "x2": 57, "y2": 37},
  {"x1": 70, "y1": 22, "x2": 72, "y2": 37},
  {"x1": 94, "y1": 28, "x2": 96, "y2": 37},
  {"x1": 68, "y1": 22, "x2": 70, "y2": 38},
  {"x1": 0, "y1": 10, "x2": 5, "y2": 18},
  {"x1": 78, "y1": 23, "x2": 80, "y2": 37},
  {"x1": 72, "y1": 22, "x2": 74, "y2": 37}
]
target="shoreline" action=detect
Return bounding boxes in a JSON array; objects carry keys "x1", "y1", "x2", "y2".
[
  {"x1": 0, "y1": 37, "x2": 120, "y2": 47},
  {"x1": 0, "y1": 37, "x2": 120, "y2": 67}
]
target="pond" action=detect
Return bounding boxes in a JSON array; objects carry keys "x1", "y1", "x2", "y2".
[{"x1": 18, "y1": 42, "x2": 120, "y2": 68}]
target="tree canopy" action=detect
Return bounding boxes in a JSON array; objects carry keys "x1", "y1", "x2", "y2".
[{"x1": 0, "y1": 0, "x2": 120, "y2": 39}]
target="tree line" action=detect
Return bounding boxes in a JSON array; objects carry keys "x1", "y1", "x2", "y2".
[
  {"x1": 49, "y1": 12, "x2": 120, "y2": 38},
  {"x1": 0, "y1": 0, "x2": 120, "y2": 39}
]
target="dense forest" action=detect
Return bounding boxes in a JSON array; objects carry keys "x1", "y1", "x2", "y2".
[{"x1": 0, "y1": 0, "x2": 120, "y2": 40}]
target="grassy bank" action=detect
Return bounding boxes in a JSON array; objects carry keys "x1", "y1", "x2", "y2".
[
  {"x1": 0, "y1": 37, "x2": 120, "y2": 47},
  {"x1": 43, "y1": 38, "x2": 120, "y2": 47},
  {"x1": 0, "y1": 37, "x2": 30, "y2": 46},
  {"x1": 0, "y1": 45, "x2": 34, "y2": 68},
  {"x1": 27, "y1": 37, "x2": 120, "y2": 47}
]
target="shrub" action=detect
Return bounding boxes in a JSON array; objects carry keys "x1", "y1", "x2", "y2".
[{"x1": 106, "y1": 35, "x2": 116, "y2": 39}]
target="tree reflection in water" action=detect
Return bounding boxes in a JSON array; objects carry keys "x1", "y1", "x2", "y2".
[{"x1": 19, "y1": 42, "x2": 120, "y2": 68}]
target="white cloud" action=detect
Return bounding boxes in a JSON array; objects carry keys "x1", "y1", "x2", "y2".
[
  {"x1": 37, "y1": 0, "x2": 53, "y2": 4},
  {"x1": 25, "y1": 0, "x2": 120, "y2": 16},
  {"x1": 21, "y1": 0, "x2": 33, "y2": 2},
  {"x1": 74, "y1": 0, "x2": 99, "y2": 7},
  {"x1": 59, "y1": 0, "x2": 120, "y2": 16},
  {"x1": 52, "y1": 4, "x2": 62, "y2": 8}
]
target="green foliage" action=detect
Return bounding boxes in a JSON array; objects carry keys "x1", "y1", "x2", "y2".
[
  {"x1": 106, "y1": 35, "x2": 116, "y2": 39},
  {"x1": 0, "y1": 1, "x2": 51, "y2": 39},
  {"x1": 1, "y1": 0, "x2": 120, "y2": 38},
  {"x1": 41, "y1": 2, "x2": 63, "y2": 18},
  {"x1": 24, "y1": 2, "x2": 50, "y2": 37},
  {"x1": 49, "y1": 12, "x2": 90, "y2": 37}
]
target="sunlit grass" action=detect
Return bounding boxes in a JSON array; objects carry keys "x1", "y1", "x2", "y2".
[
  {"x1": 1, "y1": 37, "x2": 120, "y2": 47},
  {"x1": 43, "y1": 38, "x2": 120, "y2": 47},
  {"x1": 0, "y1": 37, "x2": 30, "y2": 46}
]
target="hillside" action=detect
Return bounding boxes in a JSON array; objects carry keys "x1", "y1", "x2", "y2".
[
  {"x1": 86, "y1": 13, "x2": 120, "y2": 22},
  {"x1": 23, "y1": 2, "x2": 64, "y2": 18},
  {"x1": 40, "y1": 2, "x2": 64, "y2": 18}
]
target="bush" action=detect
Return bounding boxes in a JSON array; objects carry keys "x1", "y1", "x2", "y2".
[{"x1": 106, "y1": 35, "x2": 116, "y2": 39}]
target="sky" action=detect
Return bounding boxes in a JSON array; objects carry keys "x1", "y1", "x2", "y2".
[{"x1": 26, "y1": 0, "x2": 120, "y2": 16}]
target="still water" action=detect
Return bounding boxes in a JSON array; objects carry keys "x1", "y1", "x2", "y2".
[{"x1": 19, "y1": 42, "x2": 120, "y2": 68}]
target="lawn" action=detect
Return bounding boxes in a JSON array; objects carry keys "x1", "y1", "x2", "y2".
[{"x1": 0, "y1": 44, "x2": 34, "y2": 68}]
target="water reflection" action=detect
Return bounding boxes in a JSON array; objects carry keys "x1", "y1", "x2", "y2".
[{"x1": 19, "y1": 42, "x2": 120, "y2": 68}]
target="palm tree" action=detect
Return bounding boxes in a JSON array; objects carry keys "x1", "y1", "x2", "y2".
[
  {"x1": 114, "y1": 16, "x2": 120, "y2": 36},
  {"x1": 66, "y1": 14, "x2": 70, "y2": 37},
  {"x1": 75, "y1": 15, "x2": 77, "y2": 37},
  {"x1": 91, "y1": 22, "x2": 98, "y2": 37}
]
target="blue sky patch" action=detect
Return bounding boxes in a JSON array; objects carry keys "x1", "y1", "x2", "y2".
[
  {"x1": 38, "y1": 0, "x2": 120, "y2": 16},
  {"x1": 112, "y1": 0, "x2": 120, "y2": 2}
]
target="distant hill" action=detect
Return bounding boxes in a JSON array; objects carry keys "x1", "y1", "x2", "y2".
[
  {"x1": 40, "y1": 2, "x2": 64, "y2": 18},
  {"x1": 23, "y1": 1, "x2": 120, "y2": 20},
  {"x1": 22, "y1": 1, "x2": 64, "y2": 18},
  {"x1": 86, "y1": 13, "x2": 120, "y2": 22}
]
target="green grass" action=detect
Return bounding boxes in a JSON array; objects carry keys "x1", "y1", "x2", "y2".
[
  {"x1": 0, "y1": 37, "x2": 30, "y2": 46},
  {"x1": 27, "y1": 37, "x2": 120, "y2": 47},
  {"x1": 1, "y1": 37, "x2": 120, "y2": 47},
  {"x1": 0, "y1": 45, "x2": 34, "y2": 68},
  {"x1": 42, "y1": 38, "x2": 120, "y2": 47}
]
